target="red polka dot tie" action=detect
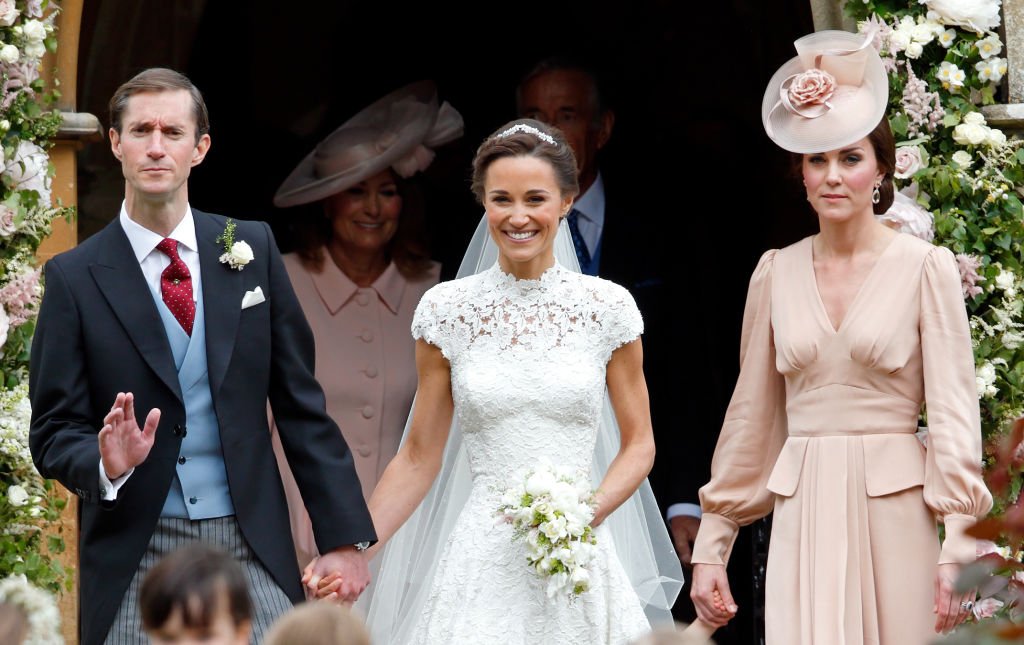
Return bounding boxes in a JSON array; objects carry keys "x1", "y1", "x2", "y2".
[{"x1": 156, "y1": 238, "x2": 195, "y2": 336}]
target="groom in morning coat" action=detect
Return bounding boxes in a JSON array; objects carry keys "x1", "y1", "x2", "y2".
[{"x1": 28, "y1": 68, "x2": 375, "y2": 645}]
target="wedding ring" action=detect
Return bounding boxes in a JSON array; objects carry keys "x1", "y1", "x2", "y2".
[{"x1": 960, "y1": 600, "x2": 974, "y2": 612}]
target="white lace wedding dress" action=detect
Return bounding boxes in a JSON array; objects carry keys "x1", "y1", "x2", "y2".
[{"x1": 403, "y1": 260, "x2": 652, "y2": 644}]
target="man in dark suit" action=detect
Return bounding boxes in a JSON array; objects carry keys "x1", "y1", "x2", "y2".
[
  {"x1": 28, "y1": 68, "x2": 375, "y2": 645},
  {"x1": 516, "y1": 57, "x2": 738, "y2": 630}
]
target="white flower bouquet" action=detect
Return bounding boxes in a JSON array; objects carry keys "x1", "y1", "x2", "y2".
[{"x1": 496, "y1": 459, "x2": 598, "y2": 599}]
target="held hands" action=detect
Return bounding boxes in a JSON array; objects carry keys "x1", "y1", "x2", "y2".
[
  {"x1": 691, "y1": 563, "x2": 738, "y2": 628},
  {"x1": 98, "y1": 392, "x2": 160, "y2": 480},
  {"x1": 301, "y1": 546, "x2": 370, "y2": 604},
  {"x1": 670, "y1": 515, "x2": 701, "y2": 567},
  {"x1": 933, "y1": 562, "x2": 974, "y2": 634}
]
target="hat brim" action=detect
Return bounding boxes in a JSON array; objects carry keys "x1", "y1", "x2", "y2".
[
  {"x1": 761, "y1": 31, "x2": 889, "y2": 154},
  {"x1": 273, "y1": 80, "x2": 438, "y2": 208}
]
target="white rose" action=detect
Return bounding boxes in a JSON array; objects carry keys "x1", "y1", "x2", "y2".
[
  {"x1": 995, "y1": 270, "x2": 1016, "y2": 293},
  {"x1": 5, "y1": 140, "x2": 51, "y2": 205},
  {"x1": 0, "y1": 0, "x2": 17, "y2": 27},
  {"x1": 525, "y1": 469, "x2": 556, "y2": 496},
  {"x1": 905, "y1": 41, "x2": 925, "y2": 59},
  {"x1": 22, "y1": 40, "x2": 44, "y2": 60},
  {"x1": 6, "y1": 484, "x2": 27, "y2": 507},
  {"x1": 0, "y1": 44, "x2": 18, "y2": 65},
  {"x1": 549, "y1": 481, "x2": 578, "y2": 510},
  {"x1": 951, "y1": 150, "x2": 973, "y2": 167},
  {"x1": 228, "y1": 240, "x2": 253, "y2": 266},
  {"x1": 921, "y1": 0, "x2": 1001, "y2": 32},
  {"x1": 889, "y1": 29, "x2": 912, "y2": 52},
  {"x1": 962, "y1": 111, "x2": 987, "y2": 126},
  {"x1": 21, "y1": 19, "x2": 46, "y2": 42},
  {"x1": 541, "y1": 516, "x2": 568, "y2": 541},
  {"x1": 953, "y1": 122, "x2": 989, "y2": 145},
  {"x1": 986, "y1": 127, "x2": 1007, "y2": 147}
]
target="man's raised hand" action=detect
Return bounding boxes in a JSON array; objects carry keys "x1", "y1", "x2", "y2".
[{"x1": 98, "y1": 392, "x2": 160, "y2": 479}]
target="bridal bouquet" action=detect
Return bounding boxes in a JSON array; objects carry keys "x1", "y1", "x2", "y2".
[{"x1": 496, "y1": 459, "x2": 598, "y2": 599}]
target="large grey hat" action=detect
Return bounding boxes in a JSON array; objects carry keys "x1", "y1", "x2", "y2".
[
  {"x1": 762, "y1": 29, "x2": 889, "y2": 154},
  {"x1": 273, "y1": 80, "x2": 464, "y2": 207}
]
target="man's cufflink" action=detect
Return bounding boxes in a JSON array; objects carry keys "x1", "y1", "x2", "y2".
[{"x1": 354, "y1": 541, "x2": 370, "y2": 552}]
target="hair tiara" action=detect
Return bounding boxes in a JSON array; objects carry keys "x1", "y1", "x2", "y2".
[{"x1": 496, "y1": 123, "x2": 556, "y2": 145}]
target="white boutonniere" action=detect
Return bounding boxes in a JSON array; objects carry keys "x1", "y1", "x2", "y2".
[{"x1": 216, "y1": 219, "x2": 253, "y2": 271}]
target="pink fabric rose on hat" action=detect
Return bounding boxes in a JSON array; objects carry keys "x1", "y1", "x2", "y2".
[{"x1": 787, "y1": 69, "x2": 837, "y2": 108}]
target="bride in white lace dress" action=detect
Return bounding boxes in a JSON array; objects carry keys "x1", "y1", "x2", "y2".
[{"x1": 309, "y1": 119, "x2": 681, "y2": 644}]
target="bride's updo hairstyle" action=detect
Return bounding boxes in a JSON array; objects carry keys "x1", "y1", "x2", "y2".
[{"x1": 470, "y1": 118, "x2": 579, "y2": 205}]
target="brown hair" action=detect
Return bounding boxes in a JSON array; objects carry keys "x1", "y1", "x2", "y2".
[
  {"x1": 290, "y1": 170, "x2": 434, "y2": 278},
  {"x1": 140, "y1": 544, "x2": 251, "y2": 633},
  {"x1": 263, "y1": 601, "x2": 371, "y2": 645},
  {"x1": 789, "y1": 117, "x2": 896, "y2": 214},
  {"x1": 109, "y1": 68, "x2": 210, "y2": 142},
  {"x1": 470, "y1": 118, "x2": 579, "y2": 204}
]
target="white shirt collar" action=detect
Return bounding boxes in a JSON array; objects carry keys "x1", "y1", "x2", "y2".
[
  {"x1": 119, "y1": 202, "x2": 198, "y2": 263},
  {"x1": 572, "y1": 172, "x2": 606, "y2": 224}
]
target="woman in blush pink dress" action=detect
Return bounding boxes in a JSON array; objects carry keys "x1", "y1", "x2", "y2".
[
  {"x1": 688, "y1": 29, "x2": 992, "y2": 645},
  {"x1": 268, "y1": 81, "x2": 463, "y2": 571}
]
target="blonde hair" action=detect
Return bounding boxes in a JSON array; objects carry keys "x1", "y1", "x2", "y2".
[{"x1": 263, "y1": 602, "x2": 371, "y2": 645}]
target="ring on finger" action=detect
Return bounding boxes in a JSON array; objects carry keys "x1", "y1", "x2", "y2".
[{"x1": 959, "y1": 600, "x2": 974, "y2": 613}]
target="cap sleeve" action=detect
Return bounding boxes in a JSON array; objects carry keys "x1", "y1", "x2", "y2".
[
  {"x1": 598, "y1": 281, "x2": 644, "y2": 363},
  {"x1": 411, "y1": 284, "x2": 453, "y2": 360},
  {"x1": 920, "y1": 245, "x2": 993, "y2": 564},
  {"x1": 692, "y1": 249, "x2": 787, "y2": 566}
]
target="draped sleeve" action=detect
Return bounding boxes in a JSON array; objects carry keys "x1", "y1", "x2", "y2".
[
  {"x1": 920, "y1": 245, "x2": 993, "y2": 564},
  {"x1": 691, "y1": 249, "x2": 788, "y2": 566}
]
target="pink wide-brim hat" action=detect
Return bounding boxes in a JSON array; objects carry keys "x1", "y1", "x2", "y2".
[
  {"x1": 274, "y1": 80, "x2": 464, "y2": 208},
  {"x1": 761, "y1": 29, "x2": 889, "y2": 154}
]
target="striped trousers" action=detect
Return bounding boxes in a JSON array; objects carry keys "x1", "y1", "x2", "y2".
[{"x1": 104, "y1": 515, "x2": 293, "y2": 645}]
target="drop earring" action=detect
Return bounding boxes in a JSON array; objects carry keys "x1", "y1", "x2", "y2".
[{"x1": 871, "y1": 182, "x2": 881, "y2": 205}]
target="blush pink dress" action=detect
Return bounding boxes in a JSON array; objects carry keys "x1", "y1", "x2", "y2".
[{"x1": 691, "y1": 234, "x2": 992, "y2": 645}]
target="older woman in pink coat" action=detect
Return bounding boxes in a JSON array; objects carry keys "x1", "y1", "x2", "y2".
[{"x1": 269, "y1": 81, "x2": 463, "y2": 570}]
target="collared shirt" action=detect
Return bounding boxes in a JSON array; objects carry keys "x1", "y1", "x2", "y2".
[
  {"x1": 570, "y1": 172, "x2": 606, "y2": 259},
  {"x1": 100, "y1": 203, "x2": 201, "y2": 501},
  {"x1": 119, "y1": 202, "x2": 201, "y2": 303}
]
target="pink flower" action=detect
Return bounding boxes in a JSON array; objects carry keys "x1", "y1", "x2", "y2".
[
  {"x1": 895, "y1": 146, "x2": 924, "y2": 178},
  {"x1": 787, "y1": 69, "x2": 837, "y2": 108},
  {"x1": 0, "y1": 268, "x2": 40, "y2": 328},
  {"x1": 972, "y1": 597, "x2": 1004, "y2": 619},
  {"x1": 877, "y1": 187, "x2": 934, "y2": 241},
  {"x1": 956, "y1": 253, "x2": 984, "y2": 299},
  {"x1": 977, "y1": 539, "x2": 1001, "y2": 557}
]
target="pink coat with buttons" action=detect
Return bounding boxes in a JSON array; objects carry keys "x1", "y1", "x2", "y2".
[{"x1": 270, "y1": 252, "x2": 440, "y2": 569}]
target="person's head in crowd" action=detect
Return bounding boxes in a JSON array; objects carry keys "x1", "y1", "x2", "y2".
[
  {"x1": 140, "y1": 544, "x2": 252, "y2": 645},
  {"x1": 263, "y1": 601, "x2": 371, "y2": 645},
  {"x1": 108, "y1": 67, "x2": 212, "y2": 210},
  {"x1": 470, "y1": 118, "x2": 579, "y2": 277},
  {"x1": 629, "y1": 623, "x2": 717, "y2": 644},
  {"x1": 515, "y1": 57, "x2": 614, "y2": 195},
  {"x1": 274, "y1": 80, "x2": 463, "y2": 282},
  {"x1": 0, "y1": 602, "x2": 28, "y2": 644}
]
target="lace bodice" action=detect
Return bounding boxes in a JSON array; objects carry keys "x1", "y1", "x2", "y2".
[
  {"x1": 412, "y1": 261, "x2": 642, "y2": 481},
  {"x1": 404, "y1": 261, "x2": 651, "y2": 644}
]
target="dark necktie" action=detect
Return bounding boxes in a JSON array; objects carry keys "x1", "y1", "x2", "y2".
[
  {"x1": 565, "y1": 209, "x2": 591, "y2": 273},
  {"x1": 156, "y1": 238, "x2": 195, "y2": 335}
]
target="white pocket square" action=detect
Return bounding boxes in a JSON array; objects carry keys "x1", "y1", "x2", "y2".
[{"x1": 241, "y1": 286, "x2": 265, "y2": 309}]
